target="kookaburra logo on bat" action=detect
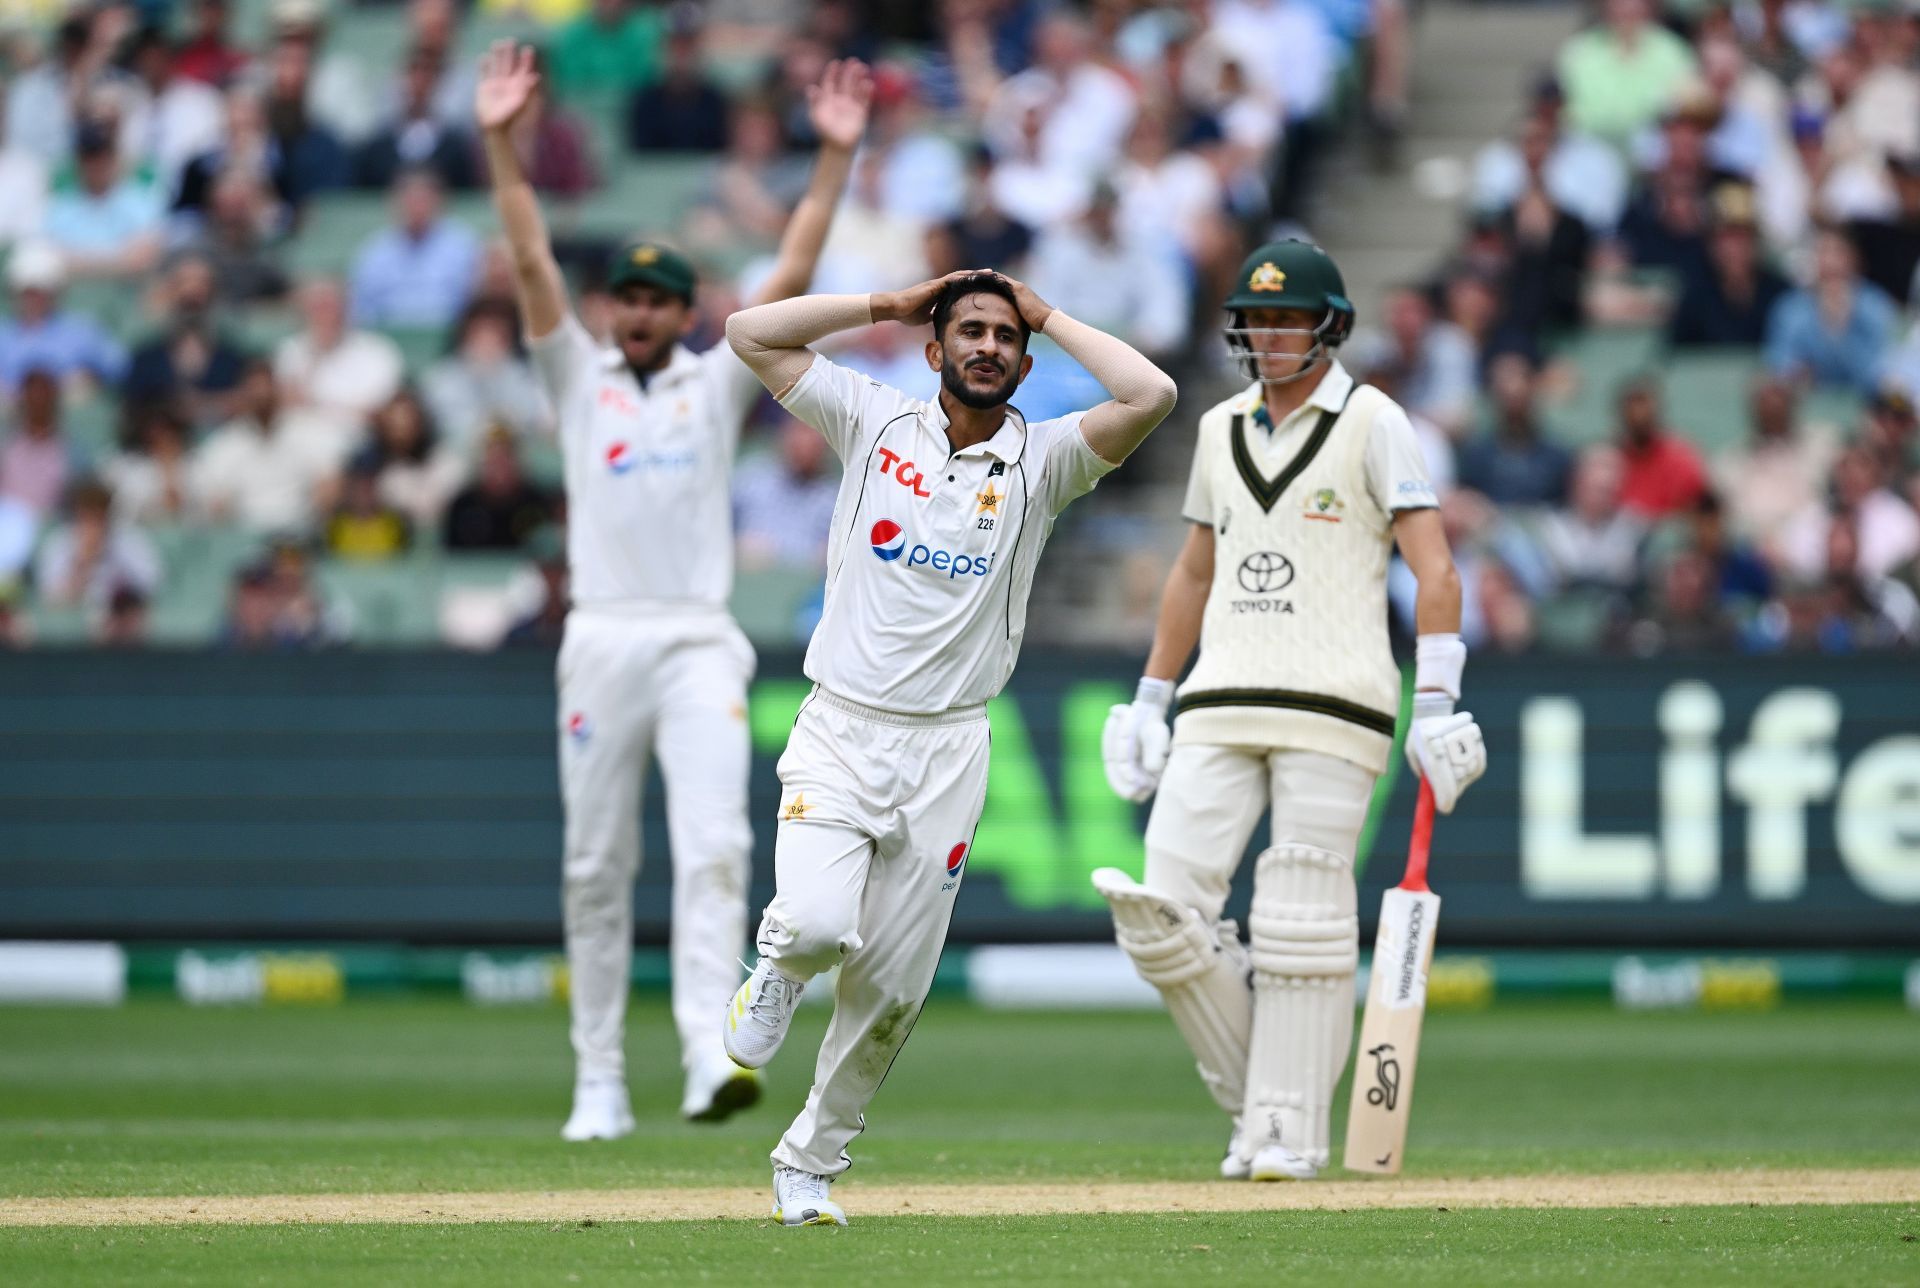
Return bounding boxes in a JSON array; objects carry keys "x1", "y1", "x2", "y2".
[{"x1": 1365, "y1": 1042, "x2": 1401, "y2": 1111}]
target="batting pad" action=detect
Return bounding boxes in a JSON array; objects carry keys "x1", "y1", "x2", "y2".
[
  {"x1": 1245, "y1": 844, "x2": 1359, "y2": 1166},
  {"x1": 1092, "y1": 867, "x2": 1252, "y2": 1115}
]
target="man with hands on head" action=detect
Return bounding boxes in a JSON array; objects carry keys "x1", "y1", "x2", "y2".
[
  {"x1": 1096, "y1": 240, "x2": 1488, "y2": 1183},
  {"x1": 720, "y1": 268, "x2": 1176, "y2": 1226},
  {"x1": 477, "y1": 41, "x2": 875, "y2": 1141}
]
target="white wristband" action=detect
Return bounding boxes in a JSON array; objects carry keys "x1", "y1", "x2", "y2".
[
  {"x1": 1414, "y1": 633, "x2": 1466, "y2": 701},
  {"x1": 1135, "y1": 676, "x2": 1174, "y2": 712}
]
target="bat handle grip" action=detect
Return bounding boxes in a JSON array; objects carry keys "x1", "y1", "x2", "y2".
[{"x1": 1402, "y1": 780, "x2": 1436, "y2": 893}]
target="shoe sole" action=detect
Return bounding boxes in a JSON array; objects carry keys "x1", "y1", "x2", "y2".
[
  {"x1": 685, "y1": 1070, "x2": 762, "y2": 1124},
  {"x1": 774, "y1": 1206, "x2": 846, "y2": 1227},
  {"x1": 560, "y1": 1118, "x2": 635, "y2": 1143}
]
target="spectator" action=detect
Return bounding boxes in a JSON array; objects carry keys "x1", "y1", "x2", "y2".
[
  {"x1": 1764, "y1": 228, "x2": 1899, "y2": 394},
  {"x1": 325, "y1": 457, "x2": 412, "y2": 562},
  {"x1": 1536, "y1": 445, "x2": 1645, "y2": 591},
  {"x1": 927, "y1": 144, "x2": 1032, "y2": 275},
  {"x1": 1847, "y1": 152, "x2": 1920, "y2": 307},
  {"x1": 190, "y1": 358, "x2": 341, "y2": 534},
  {"x1": 1859, "y1": 388, "x2": 1919, "y2": 506},
  {"x1": 352, "y1": 388, "x2": 465, "y2": 532},
  {"x1": 6, "y1": 15, "x2": 94, "y2": 164},
  {"x1": 863, "y1": 65, "x2": 967, "y2": 225},
  {"x1": 220, "y1": 544, "x2": 338, "y2": 649},
  {"x1": 1614, "y1": 378, "x2": 1708, "y2": 519},
  {"x1": 1614, "y1": 96, "x2": 1721, "y2": 276},
  {"x1": 1758, "y1": 519, "x2": 1920, "y2": 651},
  {"x1": 1556, "y1": 0, "x2": 1698, "y2": 150},
  {"x1": 985, "y1": 12, "x2": 1137, "y2": 183},
  {"x1": 552, "y1": 0, "x2": 667, "y2": 101},
  {"x1": 690, "y1": 97, "x2": 809, "y2": 248},
  {"x1": 1499, "y1": 162, "x2": 1592, "y2": 336},
  {"x1": 0, "y1": 370, "x2": 81, "y2": 520},
  {"x1": 1027, "y1": 185, "x2": 1188, "y2": 358},
  {"x1": 260, "y1": 36, "x2": 352, "y2": 203},
  {"x1": 1210, "y1": 0, "x2": 1338, "y2": 220},
  {"x1": 1114, "y1": 109, "x2": 1227, "y2": 271},
  {"x1": 175, "y1": 85, "x2": 289, "y2": 220},
  {"x1": 421, "y1": 298, "x2": 551, "y2": 454},
  {"x1": 354, "y1": 46, "x2": 478, "y2": 191},
  {"x1": 1621, "y1": 548, "x2": 1739, "y2": 653},
  {"x1": 275, "y1": 278, "x2": 407, "y2": 445},
  {"x1": 502, "y1": 535, "x2": 569, "y2": 648},
  {"x1": 97, "y1": 585, "x2": 150, "y2": 648},
  {"x1": 270, "y1": 0, "x2": 381, "y2": 149},
  {"x1": 1670, "y1": 182, "x2": 1789, "y2": 347},
  {"x1": 1474, "y1": 77, "x2": 1628, "y2": 233},
  {"x1": 1457, "y1": 353, "x2": 1573, "y2": 506},
  {"x1": 814, "y1": 150, "x2": 933, "y2": 294},
  {"x1": 347, "y1": 167, "x2": 482, "y2": 329},
  {"x1": 191, "y1": 171, "x2": 293, "y2": 305},
  {"x1": 1780, "y1": 444, "x2": 1920, "y2": 581},
  {"x1": 1687, "y1": 489, "x2": 1773, "y2": 604},
  {"x1": 175, "y1": 0, "x2": 249, "y2": 88},
  {"x1": 1348, "y1": 286, "x2": 1477, "y2": 437},
  {"x1": 33, "y1": 478, "x2": 163, "y2": 613},
  {"x1": 43, "y1": 123, "x2": 164, "y2": 282},
  {"x1": 124, "y1": 252, "x2": 250, "y2": 430},
  {"x1": 443, "y1": 429, "x2": 555, "y2": 550},
  {"x1": 986, "y1": 100, "x2": 1092, "y2": 232},
  {"x1": 105, "y1": 403, "x2": 197, "y2": 526},
  {"x1": 124, "y1": 27, "x2": 227, "y2": 195},
  {"x1": 1686, "y1": 30, "x2": 1785, "y2": 182},
  {"x1": 478, "y1": 46, "x2": 598, "y2": 199},
  {"x1": 0, "y1": 242, "x2": 128, "y2": 395},
  {"x1": 733, "y1": 419, "x2": 840, "y2": 570},
  {"x1": 626, "y1": 18, "x2": 730, "y2": 152},
  {"x1": 0, "y1": 94, "x2": 51, "y2": 246},
  {"x1": 1713, "y1": 376, "x2": 1836, "y2": 552}
]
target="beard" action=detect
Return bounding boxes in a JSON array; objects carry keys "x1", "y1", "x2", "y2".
[{"x1": 941, "y1": 352, "x2": 1021, "y2": 409}]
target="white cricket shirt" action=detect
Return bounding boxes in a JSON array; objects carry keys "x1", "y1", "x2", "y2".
[
  {"x1": 779, "y1": 355, "x2": 1115, "y2": 714},
  {"x1": 531, "y1": 315, "x2": 763, "y2": 608}
]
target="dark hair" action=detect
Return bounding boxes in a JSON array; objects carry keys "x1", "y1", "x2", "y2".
[{"x1": 930, "y1": 273, "x2": 1029, "y2": 350}]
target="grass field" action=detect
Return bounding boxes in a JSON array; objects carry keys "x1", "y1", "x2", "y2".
[{"x1": 3, "y1": 997, "x2": 1918, "y2": 1284}]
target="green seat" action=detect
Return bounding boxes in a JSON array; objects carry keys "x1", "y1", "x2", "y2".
[
  {"x1": 568, "y1": 154, "x2": 718, "y2": 240},
  {"x1": 145, "y1": 525, "x2": 267, "y2": 645},
  {"x1": 378, "y1": 326, "x2": 452, "y2": 375},
  {"x1": 1542, "y1": 326, "x2": 1667, "y2": 448},
  {"x1": 318, "y1": 556, "x2": 443, "y2": 645},
  {"x1": 1663, "y1": 349, "x2": 1761, "y2": 454},
  {"x1": 1535, "y1": 588, "x2": 1620, "y2": 653}
]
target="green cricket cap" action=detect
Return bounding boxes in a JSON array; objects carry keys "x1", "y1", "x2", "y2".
[{"x1": 606, "y1": 240, "x2": 696, "y2": 301}]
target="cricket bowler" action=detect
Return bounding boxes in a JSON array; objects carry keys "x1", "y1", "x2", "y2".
[
  {"x1": 476, "y1": 43, "x2": 873, "y2": 1139},
  {"x1": 1095, "y1": 240, "x2": 1488, "y2": 1181},
  {"x1": 720, "y1": 270, "x2": 1177, "y2": 1225}
]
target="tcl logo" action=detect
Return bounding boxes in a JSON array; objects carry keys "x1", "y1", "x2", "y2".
[{"x1": 876, "y1": 448, "x2": 931, "y2": 498}]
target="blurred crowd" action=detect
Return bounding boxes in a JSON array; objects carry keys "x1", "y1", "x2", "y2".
[
  {"x1": 0, "y1": 0, "x2": 1394, "y2": 648},
  {"x1": 1, "y1": 0, "x2": 1914, "y2": 655},
  {"x1": 1350, "y1": 0, "x2": 1920, "y2": 655}
]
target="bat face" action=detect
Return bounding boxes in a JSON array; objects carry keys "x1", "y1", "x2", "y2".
[{"x1": 1343, "y1": 887, "x2": 1442, "y2": 1174}]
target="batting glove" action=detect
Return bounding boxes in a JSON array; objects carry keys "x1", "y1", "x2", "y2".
[
  {"x1": 1102, "y1": 677, "x2": 1173, "y2": 803},
  {"x1": 1404, "y1": 691, "x2": 1487, "y2": 814}
]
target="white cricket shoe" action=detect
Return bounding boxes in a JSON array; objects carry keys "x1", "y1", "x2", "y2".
[
  {"x1": 723, "y1": 960, "x2": 805, "y2": 1069},
  {"x1": 560, "y1": 1078, "x2": 634, "y2": 1142},
  {"x1": 1248, "y1": 1142, "x2": 1318, "y2": 1181},
  {"x1": 772, "y1": 1164, "x2": 846, "y2": 1227},
  {"x1": 1220, "y1": 1120, "x2": 1251, "y2": 1180},
  {"x1": 680, "y1": 1051, "x2": 763, "y2": 1123}
]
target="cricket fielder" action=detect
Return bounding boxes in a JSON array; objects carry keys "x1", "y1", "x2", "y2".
[
  {"x1": 719, "y1": 271, "x2": 1176, "y2": 1225},
  {"x1": 1096, "y1": 241, "x2": 1487, "y2": 1181},
  {"x1": 477, "y1": 43, "x2": 874, "y2": 1139}
]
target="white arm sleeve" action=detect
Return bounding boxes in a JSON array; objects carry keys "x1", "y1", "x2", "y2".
[{"x1": 1364, "y1": 399, "x2": 1440, "y2": 513}]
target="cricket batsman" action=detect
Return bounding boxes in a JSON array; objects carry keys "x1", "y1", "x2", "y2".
[
  {"x1": 719, "y1": 270, "x2": 1176, "y2": 1225},
  {"x1": 477, "y1": 43, "x2": 874, "y2": 1139},
  {"x1": 1096, "y1": 241, "x2": 1488, "y2": 1181}
]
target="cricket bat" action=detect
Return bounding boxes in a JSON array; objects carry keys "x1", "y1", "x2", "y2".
[{"x1": 1342, "y1": 780, "x2": 1440, "y2": 1176}]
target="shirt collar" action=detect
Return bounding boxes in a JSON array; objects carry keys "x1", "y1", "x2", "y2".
[
  {"x1": 928, "y1": 394, "x2": 1028, "y2": 462},
  {"x1": 1248, "y1": 359, "x2": 1352, "y2": 430}
]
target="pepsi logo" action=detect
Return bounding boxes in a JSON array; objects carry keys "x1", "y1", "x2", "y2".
[
  {"x1": 605, "y1": 442, "x2": 634, "y2": 475},
  {"x1": 945, "y1": 843, "x2": 968, "y2": 877},
  {"x1": 870, "y1": 519, "x2": 906, "y2": 562},
  {"x1": 567, "y1": 712, "x2": 592, "y2": 744}
]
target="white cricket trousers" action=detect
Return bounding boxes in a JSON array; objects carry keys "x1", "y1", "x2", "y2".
[
  {"x1": 1144, "y1": 743, "x2": 1377, "y2": 920},
  {"x1": 757, "y1": 688, "x2": 990, "y2": 1178},
  {"x1": 558, "y1": 605, "x2": 755, "y2": 1084}
]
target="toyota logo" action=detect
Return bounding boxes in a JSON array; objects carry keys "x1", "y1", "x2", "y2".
[{"x1": 1237, "y1": 551, "x2": 1295, "y2": 594}]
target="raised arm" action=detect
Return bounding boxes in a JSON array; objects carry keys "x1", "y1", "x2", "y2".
[
  {"x1": 726, "y1": 273, "x2": 962, "y2": 396},
  {"x1": 745, "y1": 59, "x2": 873, "y2": 308},
  {"x1": 997, "y1": 275, "x2": 1178, "y2": 465},
  {"x1": 477, "y1": 42, "x2": 567, "y2": 341}
]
